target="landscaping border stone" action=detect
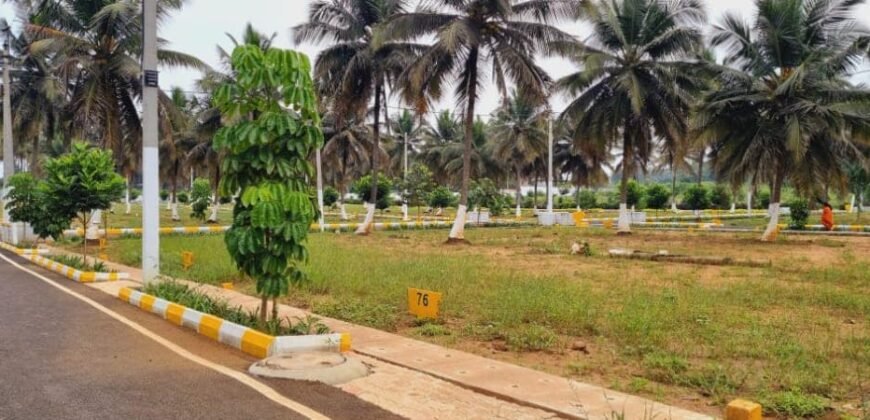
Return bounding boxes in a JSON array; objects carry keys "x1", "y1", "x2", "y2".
[{"x1": 117, "y1": 287, "x2": 351, "y2": 359}]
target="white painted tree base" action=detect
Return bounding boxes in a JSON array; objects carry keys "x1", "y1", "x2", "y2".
[
  {"x1": 355, "y1": 203, "x2": 375, "y2": 235},
  {"x1": 762, "y1": 203, "x2": 780, "y2": 241},
  {"x1": 448, "y1": 205, "x2": 468, "y2": 240},
  {"x1": 617, "y1": 203, "x2": 631, "y2": 233}
]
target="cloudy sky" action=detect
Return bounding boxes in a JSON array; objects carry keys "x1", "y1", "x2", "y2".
[{"x1": 2, "y1": 0, "x2": 869, "y2": 117}]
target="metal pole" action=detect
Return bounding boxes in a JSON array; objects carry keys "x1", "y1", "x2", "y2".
[
  {"x1": 2, "y1": 35, "x2": 13, "y2": 225},
  {"x1": 315, "y1": 148, "x2": 324, "y2": 232},
  {"x1": 546, "y1": 115, "x2": 554, "y2": 214},
  {"x1": 141, "y1": 0, "x2": 160, "y2": 283}
]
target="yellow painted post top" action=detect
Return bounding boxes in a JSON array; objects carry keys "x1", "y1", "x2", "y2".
[
  {"x1": 726, "y1": 399, "x2": 762, "y2": 420},
  {"x1": 221, "y1": 282, "x2": 234, "y2": 290},
  {"x1": 407, "y1": 287, "x2": 442, "y2": 320},
  {"x1": 572, "y1": 211, "x2": 587, "y2": 227},
  {"x1": 340, "y1": 333, "x2": 352, "y2": 352},
  {"x1": 181, "y1": 251, "x2": 194, "y2": 271}
]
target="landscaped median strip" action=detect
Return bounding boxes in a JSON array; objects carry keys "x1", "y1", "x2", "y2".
[
  {"x1": 26, "y1": 254, "x2": 129, "y2": 283},
  {"x1": 117, "y1": 287, "x2": 351, "y2": 359},
  {"x1": 0, "y1": 241, "x2": 49, "y2": 256}
]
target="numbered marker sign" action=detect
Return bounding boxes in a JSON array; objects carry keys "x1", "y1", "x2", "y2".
[{"x1": 407, "y1": 288, "x2": 442, "y2": 319}]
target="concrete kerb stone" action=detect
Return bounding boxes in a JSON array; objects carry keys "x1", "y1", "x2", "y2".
[
  {"x1": 0, "y1": 241, "x2": 49, "y2": 256},
  {"x1": 23, "y1": 254, "x2": 129, "y2": 283},
  {"x1": 116, "y1": 287, "x2": 351, "y2": 359}
]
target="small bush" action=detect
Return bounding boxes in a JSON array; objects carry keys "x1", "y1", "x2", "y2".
[
  {"x1": 129, "y1": 188, "x2": 141, "y2": 201},
  {"x1": 577, "y1": 190, "x2": 598, "y2": 209},
  {"x1": 789, "y1": 199, "x2": 810, "y2": 230},
  {"x1": 645, "y1": 184, "x2": 671, "y2": 210},
  {"x1": 505, "y1": 324, "x2": 559, "y2": 352},
  {"x1": 176, "y1": 191, "x2": 190, "y2": 204},
  {"x1": 323, "y1": 186, "x2": 339, "y2": 207},
  {"x1": 757, "y1": 190, "x2": 771, "y2": 209},
  {"x1": 160, "y1": 190, "x2": 170, "y2": 201},
  {"x1": 47, "y1": 255, "x2": 112, "y2": 273},
  {"x1": 626, "y1": 180, "x2": 645, "y2": 208},
  {"x1": 761, "y1": 390, "x2": 828, "y2": 418},
  {"x1": 710, "y1": 184, "x2": 732, "y2": 209},
  {"x1": 428, "y1": 186, "x2": 453, "y2": 209},
  {"x1": 353, "y1": 175, "x2": 392, "y2": 210},
  {"x1": 683, "y1": 184, "x2": 711, "y2": 210}
]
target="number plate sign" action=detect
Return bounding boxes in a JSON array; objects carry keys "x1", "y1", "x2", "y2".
[{"x1": 407, "y1": 288, "x2": 442, "y2": 319}]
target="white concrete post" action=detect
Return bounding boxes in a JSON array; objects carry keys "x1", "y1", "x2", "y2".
[{"x1": 141, "y1": 0, "x2": 160, "y2": 283}]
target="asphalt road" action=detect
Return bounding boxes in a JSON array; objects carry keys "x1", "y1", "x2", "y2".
[{"x1": 0, "y1": 251, "x2": 401, "y2": 420}]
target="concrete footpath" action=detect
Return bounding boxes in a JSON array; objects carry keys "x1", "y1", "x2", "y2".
[{"x1": 74, "y1": 249, "x2": 714, "y2": 420}]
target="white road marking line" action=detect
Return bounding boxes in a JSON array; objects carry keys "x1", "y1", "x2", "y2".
[{"x1": 0, "y1": 252, "x2": 330, "y2": 420}]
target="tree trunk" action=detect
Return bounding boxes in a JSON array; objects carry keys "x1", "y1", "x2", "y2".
[
  {"x1": 356, "y1": 80, "x2": 382, "y2": 235},
  {"x1": 533, "y1": 174, "x2": 539, "y2": 212},
  {"x1": 125, "y1": 175, "x2": 132, "y2": 215},
  {"x1": 171, "y1": 174, "x2": 180, "y2": 221},
  {"x1": 259, "y1": 294, "x2": 268, "y2": 323},
  {"x1": 617, "y1": 127, "x2": 632, "y2": 234},
  {"x1": 448, "y1": 49, "x2": 479, "y2": 243},
  {"x1": 671, "y1": 166, "x2": 678, "y2": 212},
  {"x1": 272, "y1": 296, "x2": 278, "y2": 321},
  {"x1": 515, "y1": 167, "x2": 523, "y2": 218},
  {"x1": 30, "y1": 135, "x2": 39, "y2": 177},
  {"x1": 208, "y1": 188, "x2": 219, "y2": 223},
  {"x1": 697, "y1": 148, "x2": 704, "y2": 185},
  {"x1": 762, "y1": 170, "x2": 785, "y2": 242}
]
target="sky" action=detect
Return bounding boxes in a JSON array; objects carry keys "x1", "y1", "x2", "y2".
[{"x1": 1, "y1": 0, "x2": 869, "y2": 118}]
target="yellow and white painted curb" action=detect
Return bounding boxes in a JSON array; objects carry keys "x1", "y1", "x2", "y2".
[
  {"x1": 26, "y1": 254, "x2": 129, "y2": 283},
  {"x1": 0, "y1": 241, "x2": 49, "y2": 256},
  {"x1": 118, "y1": 287, "x2": 351, "y2": 359},
  {"x1": 64, "y1": 226, "x2": 230, "y2": 237}
]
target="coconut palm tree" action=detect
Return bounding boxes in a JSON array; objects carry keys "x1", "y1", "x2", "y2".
[
  {"x1": 293, "y1": 0, "x2": 426, "y2": 234},
  {"x1": 390, "y1": 0, "x2": 579, "y2": 242},
  {"x1": 695, "y1": 0, "x2": 870, "y2": 241},
  {"x1": 387, "y1": 109, "x2": 422, "y2": 179},
  {"x1": 556, "y1": 0, "x2": 707, "y2": 233},
  {"x1": 160, "y1": 87, "x2": 197, "y2": 221},
  {"x1": 489, "y1": 91, "x2": 548, "y2": 217},
  {"x1": 21, "y1": 0, "x2": 206, "y2": 177}
]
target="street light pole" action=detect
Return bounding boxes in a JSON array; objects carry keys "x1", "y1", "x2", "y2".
[
  {"x1": 546, "y1": 115, "x2": 554, "y2": 214},
  {"x1": 315, "y1": 148, "x2": 324, "y2": 232},
  {"x1": 141, "y1": 0, "x2": 160, "y2": 283},
  {"x1": 1, "y1": 20, "x2": 17, "y2": 244}
]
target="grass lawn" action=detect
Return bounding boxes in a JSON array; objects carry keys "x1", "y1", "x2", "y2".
[
  {"x1": 721, "y1": 213, "x2": 869, "y2": 229},
  {"x1": 67, "y1": 226, "x2": 870, "y2": 418}
]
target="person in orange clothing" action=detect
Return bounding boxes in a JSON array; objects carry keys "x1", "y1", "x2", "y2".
[{"x1": 821, "y1": 201, "x2": 835, "y2": 231}]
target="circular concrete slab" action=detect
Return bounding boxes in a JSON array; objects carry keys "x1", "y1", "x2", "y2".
[{"x1": 249, "y1": 352, "x2": 370, "y2": 385}]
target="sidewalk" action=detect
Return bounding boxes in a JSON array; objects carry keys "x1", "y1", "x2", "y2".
[{"x1": 67, "y1": 248, "x2": 712, "y2": 420}]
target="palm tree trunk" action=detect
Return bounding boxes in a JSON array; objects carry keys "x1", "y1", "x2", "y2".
[
  {"x1": 762, "y1": 169, "x2": 785, "y2": 241},
  {"x1": 448, "y1": 48, "x2": 478, "y2": 243},
  {"x1": 617, "y1": 125, "x2": 632, "y2": 234},
  {"x1": 338, "y1": 179, "x2": 349, "y2": 221},
  {"x1": 259, "y1": 294, "x2": 268, "y2": 323},
  {"x1": 29, "y1": 136, "x2": 39, "y2": 177},
  {"x1": 671, "y1": 166, "x2": 678, "y2": 213},
  {"x1": 697, "y1": 148, "x2": 704, "y2": 185},
  {"x1": 356, "y1": 80, "x2": 382, "y2": 235},
  {"x1": 515, "y1": 167, "x2": 523, "y2": 218},
  {"x1": 125, "y1": 174, "x2": 132, "y2": 215},
  {"x1": 171, "y1": 168, "x2": 180, "y2": 221}
]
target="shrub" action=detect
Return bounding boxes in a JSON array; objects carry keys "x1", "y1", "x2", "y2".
[
  {"x1": 160, "y1": 190, "x2": 169, "y2": 201},
  {"x1": 788, "y1": 199, "x2": 810, "y2": 230},
  {"x1": 757, "y1": 190, "x2": 771, "y2": 209},
  {"x1": 468, "y1": 178, "x2": 508, "y2": 216},
  {"x1": 353, "y1": 174, "x2": 392, "y2": 210},
  {"x1": 683, "y1": 184, "x2": 711, "y2": 210},
  {"x1": 577, "y1": 190, "x2": 598, "y2": 209},
  {"x1": 505, "y1": 324, "x2": 559, "y2": 352},
  {"x1": 129, "y1": 188, "x2": 141, "y2": 201},
  {"x1": 428, "y1": 186, "x2": 453, "y2": 208},
  {"x1": 189, "y1": 179, "x2": 212, "y2": 221},
  {"x1": 176, "y1": 191, "x2": 190, "y2": 204},
  {"x1": 710, "y1": 184, "x2": 732, "y2": 209},
  {"x1": 645, "y1": 184, "x2": 671, "y2": 210},
  {"x1": 626, "y1": 180, "x2": 644, "y2": 208},
  {"x1": 323, "y1": 186, "x2": 339, "y2": 207},
  {"x1": 6, "y1": 173, "x2": 67, "y2": 241},
  {"x1": 761, "y1": 390, "x2": 828, "y2": 419}
]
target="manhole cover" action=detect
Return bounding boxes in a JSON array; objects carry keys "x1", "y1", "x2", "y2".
[{"x1": 249, "y1": 351, "x2": 369, "y2": 385}]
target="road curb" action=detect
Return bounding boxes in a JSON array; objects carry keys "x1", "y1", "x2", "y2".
[
  {"x1": 117, "y1": 287, "x2": 351, "y2": 359},
  {"x1": 26, "y1": 254, "x2": 129, "y2": 283},
  {"x1": 0, "y1": 241, "x2": 49, "y2": 256}
]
